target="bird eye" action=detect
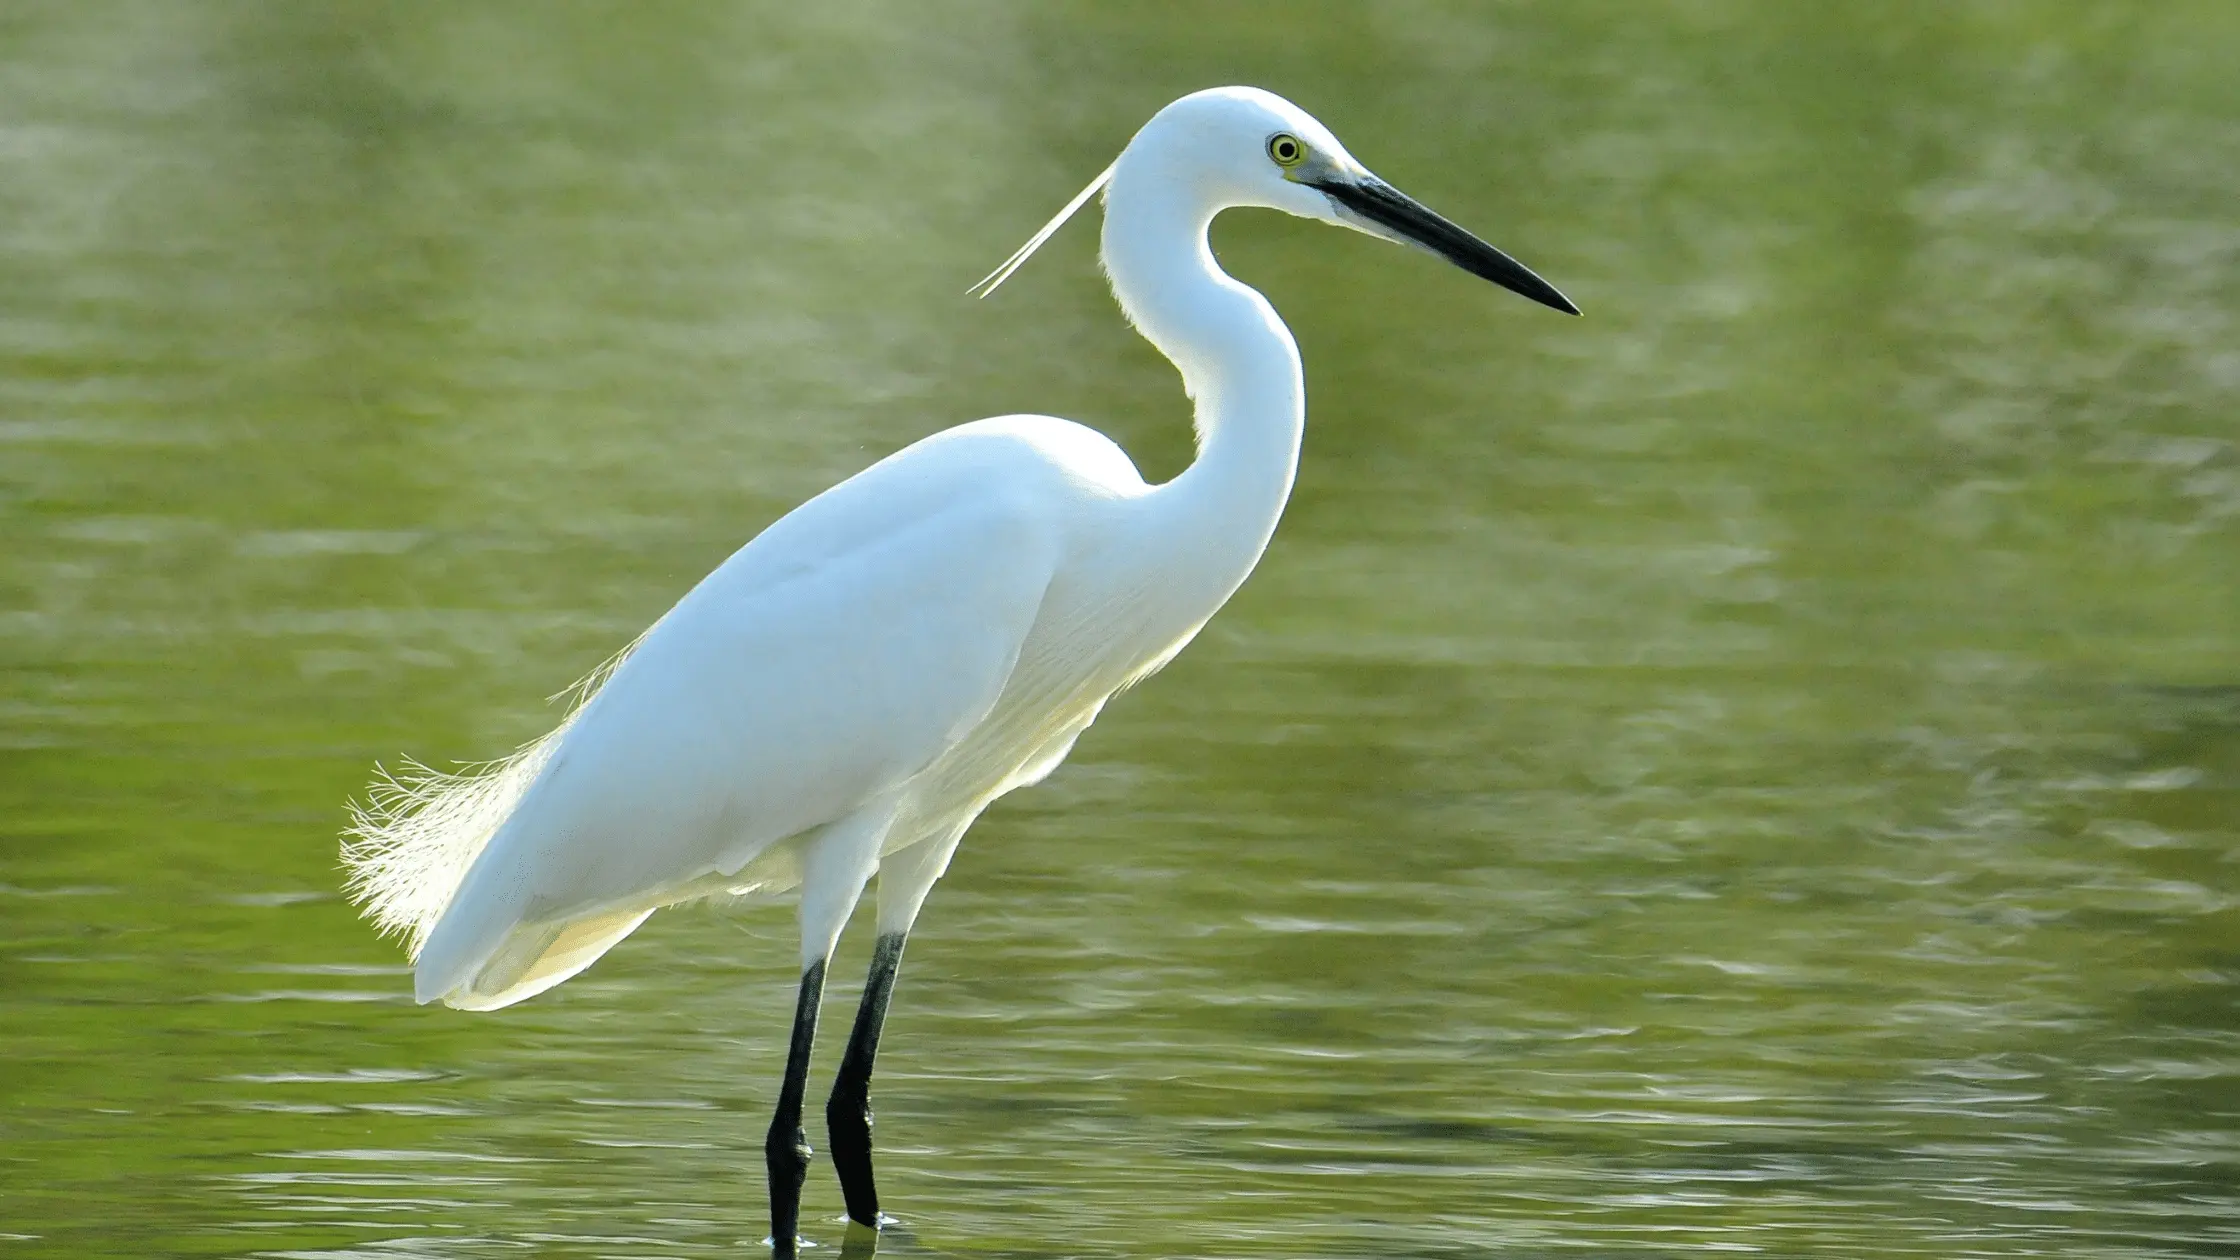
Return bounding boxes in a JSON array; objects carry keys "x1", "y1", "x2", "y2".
[{"x1": 1267, "y1": 133, "x2": 1306, "y2": 168}]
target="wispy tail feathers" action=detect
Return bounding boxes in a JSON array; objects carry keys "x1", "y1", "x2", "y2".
[
  {"x1": 340, "y1": 732, "x2": 565, "y2": 960},
  {"x1": 340, "y1": 633, "x2": 652, "y2": 964}
]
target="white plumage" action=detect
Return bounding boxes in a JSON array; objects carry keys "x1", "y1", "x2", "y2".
[
  {"x1": 343, "y1": 89, "x2": 1327, "y2": 1011},
  {"x1": 341, "y1": 85, "x2": 1573, "y2": 1246},
  {"x1": 349, "y1": 413, "x2": 1200, "y2": 1009}
]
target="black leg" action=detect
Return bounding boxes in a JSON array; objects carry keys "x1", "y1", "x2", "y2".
[
  {"x1": 826, "y1": 931, "x2": 907, "y2": 1227},
  {"x1": 766, "y1": 958, "x2": 827, "y2": 1258}
]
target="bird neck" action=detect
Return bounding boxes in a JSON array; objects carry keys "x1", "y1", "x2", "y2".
[{"x1": 1100, "y1": 168, "x2": 1304, "y2": 569}]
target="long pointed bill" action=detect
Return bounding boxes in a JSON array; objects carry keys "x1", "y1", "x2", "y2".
[{"x1": 1312, "y1": 176, "x2": 1579, "y2": 315}]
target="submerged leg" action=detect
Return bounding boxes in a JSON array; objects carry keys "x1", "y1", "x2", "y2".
[
  {"x1": 768, "y1": 798, "x2": 894, "y2": 1256},
  {"x1": 820, "y1": 825, "x2": 968, "y2": 1229},
  {"x1": 827, "y1": 930, "x2": 907, "y2": 1226},
  {"x1": 765, "y1": 959, "x2": 827, "y2": 1258}
]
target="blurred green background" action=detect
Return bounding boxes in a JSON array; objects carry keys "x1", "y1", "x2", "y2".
[{"x1": 3, "y1": 2, "x2": 2236, "y2": 1256}]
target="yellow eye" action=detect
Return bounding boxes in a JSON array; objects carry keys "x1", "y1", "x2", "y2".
[{"x1": 1267, "y1": 133, "x2": 1306, "y2": 168}]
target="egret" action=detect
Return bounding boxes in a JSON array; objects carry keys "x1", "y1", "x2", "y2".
[{"x1": 343, "y1": 85, "x2": 1576, "y2": 1252}]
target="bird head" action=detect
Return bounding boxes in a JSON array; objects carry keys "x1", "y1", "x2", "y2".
[{"x1": 973, "y1": 86, "x2": 1578, "y2": 317}]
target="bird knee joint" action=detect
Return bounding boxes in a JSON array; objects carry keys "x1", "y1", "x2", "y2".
[{"x1": 765, "y1": 1127, "x2": 812, "y2": 1174}]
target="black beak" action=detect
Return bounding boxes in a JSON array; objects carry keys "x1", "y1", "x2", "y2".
[{"x1": 1312, "y1": 176, "x2": 1579, "y2": 316}]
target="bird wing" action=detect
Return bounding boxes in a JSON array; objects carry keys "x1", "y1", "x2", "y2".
[{"x1": 410, "y1": 487, "x2": 1061, "y2": 1005}]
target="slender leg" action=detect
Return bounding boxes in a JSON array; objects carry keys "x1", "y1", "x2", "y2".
[
  {"x1": 767, "y1": 796, "x2": 893, "y2": 1252},
  {"x1": 826, "y1": 930, "x2": 908, "y2": 1226},
  {"x1": 806, "y1": 821, "x2": 964, "y2": 1237},
  {"x1": 765, "y1": 959, "x2": 827, "y2": 1258}
]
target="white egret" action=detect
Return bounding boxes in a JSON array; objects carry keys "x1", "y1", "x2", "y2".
[{"x1": 343, "y1": 85, "x2": 1576, "y2": 1252}]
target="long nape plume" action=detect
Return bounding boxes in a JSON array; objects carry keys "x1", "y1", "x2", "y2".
[{"x1": 968, "y1": 161, "x2": 1116, "y2": 299}]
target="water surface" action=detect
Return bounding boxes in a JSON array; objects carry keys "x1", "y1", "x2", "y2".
[{"x1": 4, "y1": 3, "x2": 2238, "y2": 1256}]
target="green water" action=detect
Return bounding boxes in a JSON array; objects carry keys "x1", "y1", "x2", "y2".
[{"x1": 5, "y1": 3, "x2": 2237, "y2": 1256}]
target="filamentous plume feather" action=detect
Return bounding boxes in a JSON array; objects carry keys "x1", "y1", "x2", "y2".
[{"x1": 340, "y1": 636, "x2": 645, "y2": 956}]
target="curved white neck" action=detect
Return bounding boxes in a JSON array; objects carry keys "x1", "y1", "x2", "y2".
[{"x1": 1100, "y1": 164, "x2": 1304, "y2": 584}]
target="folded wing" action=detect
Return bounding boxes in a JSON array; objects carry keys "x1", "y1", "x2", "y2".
[{"x1": 392, "y1": 491, "x2": 1061, "y2": 1009}]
